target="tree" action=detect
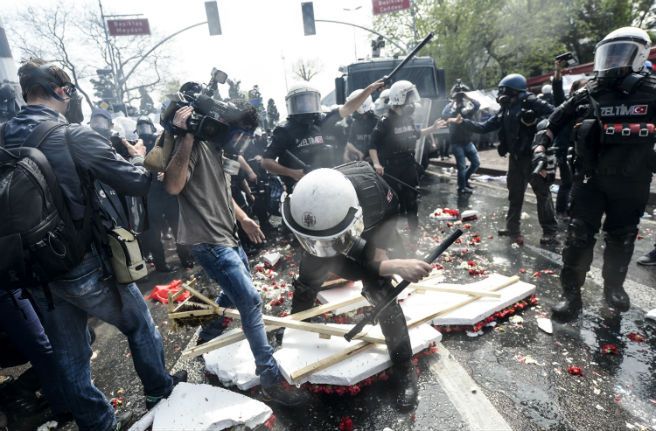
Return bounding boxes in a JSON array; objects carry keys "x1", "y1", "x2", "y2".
[
  {"x1": 266, "y1": 98, "x2": 280, "y2": 129},
  {"x1": 374, "y1": 0, "x2": 652, "y2": 91},
  {"x1": 9, "y1": 0, "x2": 172, "y2": 111},
  {"x1": 292, "y1": 58, "x2": 322, "y2": 82}
]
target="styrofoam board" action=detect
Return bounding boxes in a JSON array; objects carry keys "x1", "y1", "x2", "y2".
[
  {"x1": 316, "y1": 281, "x2": 369, "y2": 314},
  {"x1": 275, "y1": 323, "x2": 441, "y2": 386},
  {"x1": 400, "y1": 273, "x2": 536, "y2": 326},
  {"x1": 203, "y1": 330, "x2": 260, "y2": 390},
  {"x1": 151, "y1": 382, "x2": 272, "y2": 431}
]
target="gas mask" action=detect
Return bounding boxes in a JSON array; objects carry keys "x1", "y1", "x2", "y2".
[
  {"x1": 64, "y1": 89, "x2": 84, "y2": 124},
  {"x1": 496, "y1": 87, "x2": 517, "y2": 107},
  {"x1": 402, "y1": 102, "x2": 419, "y2": 116}
]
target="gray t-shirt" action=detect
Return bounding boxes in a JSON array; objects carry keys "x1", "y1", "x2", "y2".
[{"x1": 176, "y1": 140, "x2": 238, "y2": 247}]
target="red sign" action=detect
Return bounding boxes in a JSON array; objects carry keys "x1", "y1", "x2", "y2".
[
  {"x1": 107, "y1": 19, "x2": 151, "y2": 37},
  {"x1": 372, "y1": 0, "x2": 410, "y2": 15}
]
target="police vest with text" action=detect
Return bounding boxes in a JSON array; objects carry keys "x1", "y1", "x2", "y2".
[{"x1": 574, "y1": 76, "x2": 656, "y2": 178}]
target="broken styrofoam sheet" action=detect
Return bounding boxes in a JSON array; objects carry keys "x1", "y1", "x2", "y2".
[
  {"x1": 316, "y1": 279, "x2": 426, "y2": 315},
  {"x1": 203, "y1": 329, "x2": 260, "y2": 390},
  {"x1": 150, "y1": 383, "x2": 272, "y2": 431},
  {"x1": 400, "y1": 273, "x2": 536, "y2": 326},
  {"x1": 316, "y1": 281, "x2": 368, "y2": 314},
  {"x1": 275, "y1": 323, "x2": 441, "y2": 386}
]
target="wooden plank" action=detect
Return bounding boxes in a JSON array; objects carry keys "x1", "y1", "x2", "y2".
[
  {"x1": 410, "y1": 283, "x2": 501, "y2": 298},
  {"x1": 181, "y1": 295, "x2": 372, "y2": 358},
  {"x1": 289, "y1": 276, "x2": 520, "y2": 382}
]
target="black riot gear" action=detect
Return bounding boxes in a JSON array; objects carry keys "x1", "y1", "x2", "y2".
[{"x1": 547, "y1": 60, "x2": 656, "y2": 320}]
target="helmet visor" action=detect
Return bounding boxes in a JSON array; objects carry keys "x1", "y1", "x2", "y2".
[
  {"x1": 292, "y1": 217, "x2": 365, "y2": 258},
  {"x1": 90, "y1": 115, "x2": 112, "y2": 131},
  {"x1": 594, "y1": 41, "x2": 639, "y2": 74},
  {"x1": 286, "y1": 92, "x2": 321, "y2": 116}
]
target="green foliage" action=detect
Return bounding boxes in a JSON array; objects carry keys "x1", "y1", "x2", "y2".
[{"x1": 375, "y1": 0, "x2": 653, "y2": 90}]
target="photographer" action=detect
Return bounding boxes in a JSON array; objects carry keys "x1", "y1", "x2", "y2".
[
  {"x1": 441, "y1": 80, "x2": 481, "y2": 194},
  {"x1": 1, "y1": 59, "x2": 185, "y2": 431},
  {"x1": 163, "y1": 91, "x2": 307, "y2": 406}
]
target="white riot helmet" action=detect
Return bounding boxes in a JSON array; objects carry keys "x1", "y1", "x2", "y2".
[
  {"x1": 281, "y1": 169, "x2": 364, "y2": 258},
  {"x1": 594, "y1": 27, "x2": 652, "y2": 79},
  {"x1": 374, "y1": 89, "x2": 391, "y2": 116},
  {"x1": 346, "y1": 89, "x2": 373, "y2": 114},
  {"x1": 285, "y1": 85, "x2": 321, "y2": 116},
  {"x1": 541, "y1": 84, "x2": 553, "y2": 95},
  {"x1": 388, "y1": 80, "x2": 420, "y2": 106}
]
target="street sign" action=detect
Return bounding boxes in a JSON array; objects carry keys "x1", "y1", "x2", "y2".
[
  {"x1": 372, "y1": 0, "x2": 410, "y2": 15},
  {"x1": 107, "y1": 19, "x2": 151, "y2": 36}
]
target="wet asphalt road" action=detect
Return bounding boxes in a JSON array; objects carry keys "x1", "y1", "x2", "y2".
[{"x1": 9, "y1": 167, "x2": 656, "y2": 431}]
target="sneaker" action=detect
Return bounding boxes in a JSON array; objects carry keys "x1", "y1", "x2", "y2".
[
  {"x1": 261, "y1": 380, "x2": 309, "y2": 407},
  {"x1": 465, "y1": 181, "x2": 475, "y2": 190},
  {"x1": 113, "y1": 411, "x2": 134, "y2": 431},
  {"x1": 145, "y1": 370, "x2": 188, "y2": 410},
  {"x1": 637, "y1": 248, "x2": 656, "y2": 266},
  {"x1": 457, "y1": 188, "x2": 472, "y2": 195}
]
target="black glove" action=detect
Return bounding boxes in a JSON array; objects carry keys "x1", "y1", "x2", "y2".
[
  {"x1": 532, "y1": 129, "x2": 551, "y2": 152},
  {"x1": 497, "y1": 142, "x2": 508, "y2": 157}
]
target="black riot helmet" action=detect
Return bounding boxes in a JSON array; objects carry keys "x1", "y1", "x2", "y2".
[
  {"x1": 496, "y1": 73, "x2": 527, "y2": 106},
  {"x1": 135, "y1": 115, "x2": 156, "y2": 138}
]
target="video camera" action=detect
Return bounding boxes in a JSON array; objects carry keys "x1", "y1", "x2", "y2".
[
  {"x1": 160, "y1": 68, "x2": 259, "y2": 175},
  {"x1": 452, "y1": 79, "x2": 467, "y2": 98},
  {"x1": 555, "y1": 52, "x2": 578, "y2": 67}
]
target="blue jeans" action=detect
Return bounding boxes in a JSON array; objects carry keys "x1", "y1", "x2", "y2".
[
  {"x1": 0, "y1": 289, "x2": 67, "y2": 415},
  {"x1": 191, "y1": 244, "x2": 280, "y2": 386},
  {"x1": 451, "y1": 142, "x2": 480, "y2": 190},
  {"x1": 29, "y1": 252, "x2": 173, "y2": 431}
]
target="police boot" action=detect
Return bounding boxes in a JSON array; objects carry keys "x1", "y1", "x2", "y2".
[
  {"x1": 603, "y1": 285, "x2": 630, "y2": 312},
  {"x1": 602, "y1": 227, "x2": 636, "y2": 312},
  {"x1": 551, "y1": 284, "x2": 582, "y2": 322}
]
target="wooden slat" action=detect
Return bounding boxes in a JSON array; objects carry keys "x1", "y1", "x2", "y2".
[{"x1": 289, "y1": 276, "x2": 521, "y2": 382}]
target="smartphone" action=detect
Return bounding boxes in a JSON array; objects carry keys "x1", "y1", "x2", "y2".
[{"x1": 555, "y1": 52, "x2": 577, "y2": 67}]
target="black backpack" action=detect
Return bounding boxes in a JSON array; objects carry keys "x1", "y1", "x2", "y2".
[{"x1": 0, "y1": 120, "x2": 92, "y2": 289}]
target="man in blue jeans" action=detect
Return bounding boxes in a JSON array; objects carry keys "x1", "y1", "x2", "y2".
[
  {"x1": 4, "y1": 59, "x2": 185, "y2": 431},
  {"x1": 442, "y1": 81, "x2": 481, "y2": 194},
  {"x1": 164, "y1": 94, "x2": 307, "y2": 406}
]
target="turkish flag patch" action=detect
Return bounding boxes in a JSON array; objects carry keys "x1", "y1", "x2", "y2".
[{"x1": 630, "y1": 105, "x2": 648, "y2": 115}]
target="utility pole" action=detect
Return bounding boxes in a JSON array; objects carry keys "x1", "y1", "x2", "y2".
[
  {"x1": 97, "y1": 0, "x2": 121, "y2": 105},
  {"x1": 410, "y1": 0, "x2": 419, "y2": 46}
]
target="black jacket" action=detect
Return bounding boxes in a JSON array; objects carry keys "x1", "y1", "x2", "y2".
[{"x1": 2, "y1": 105, "x2": 151, "y2": 220}]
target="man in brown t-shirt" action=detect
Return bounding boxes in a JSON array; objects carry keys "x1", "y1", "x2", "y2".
[{"x1": 164, "y1": 104, "x2": 307, "y2": 406}]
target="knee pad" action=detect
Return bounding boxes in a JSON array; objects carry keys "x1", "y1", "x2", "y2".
[
  {"x1": 565, "y1": 218, "x2": 595, "y2": 248},
  {"x1": 604, "y1": 226, "x2": 638, "y2": 247}
]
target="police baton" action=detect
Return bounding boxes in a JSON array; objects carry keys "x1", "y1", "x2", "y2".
[
  {"x1": 285, "y1": 150, "x2": 312, "y2": 173},
  {"x1": 344, "y1": 228, "x2": 464, "y2": 342},
  {"x1": 382, "y1": 32, "x2": 434, "y2": 86},
  {"x1": 382, "y1": 172, "x2": 428, "y2": 194}
]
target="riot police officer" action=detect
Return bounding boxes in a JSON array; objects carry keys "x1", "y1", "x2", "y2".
[
  {"x1": 370, "y1": 80, "x2": 441, "y2": 234},
  {"x1": 534, "y1": 27, "x2": 656, "y2": 321},
  {"x1": 262, "y1": 80, "x2": 384, "y2": 190},
  {"x1": 344, "y1": 89, "x2": 378, "y2": 162},
  {"x1": 453, "y1": 73, "x2": 558, "y2": 245},
  {"x1": 374, "y1": 88, "x2": 391, "y2": 117},
  {"x1": 282, "y1": 164, "x2": 431, "y2": 411}
]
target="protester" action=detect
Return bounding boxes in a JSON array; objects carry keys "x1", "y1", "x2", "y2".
[
  {"x1": 162, "y1": 88, "x2": 307, "y2": 406},
  {"x1": 1, "y1": 59, "x2": 185, "y2": 431},
  {"x1": 441, "y1": 80, "x2": 481, "y2": 194},
  {"x1": 534, "y1": 27, "x2": 656, "y2": 321}
]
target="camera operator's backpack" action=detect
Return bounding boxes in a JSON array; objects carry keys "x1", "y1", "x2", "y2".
[{"x1": 0, "y1": 121, "x2": 92, "y2": 290}]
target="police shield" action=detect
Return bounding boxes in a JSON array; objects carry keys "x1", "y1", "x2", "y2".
[{"x1": 412, "y1": 98, "x2": 432, "y2": 165}]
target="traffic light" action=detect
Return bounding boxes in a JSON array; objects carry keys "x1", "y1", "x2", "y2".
[
  {"x1": 301, "y1": 2, "x2": 316, "y2": 36},
  {"x1": 205, "y1": 1, "x2": 222, "y2": 36}
]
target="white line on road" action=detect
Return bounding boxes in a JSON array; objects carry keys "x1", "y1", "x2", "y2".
[{"x1": 431, "y1": 343, "x2": 513, "y2": 431}]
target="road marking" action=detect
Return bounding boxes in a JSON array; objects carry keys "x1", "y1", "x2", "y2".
[{"x1": 431, "y1": 343, "x2": 513, "y2": 431}]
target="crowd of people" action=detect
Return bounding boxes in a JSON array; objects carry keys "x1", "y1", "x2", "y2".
[{"x1": 1, "y1": 24, "x2": 656, "y2": 430}]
